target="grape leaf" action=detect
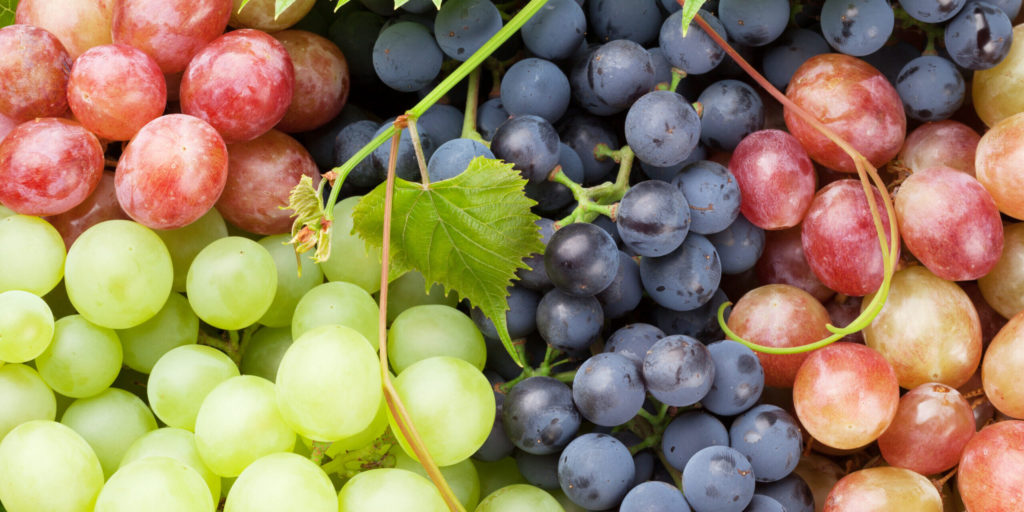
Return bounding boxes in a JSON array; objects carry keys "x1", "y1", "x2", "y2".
[
  {"x1": 352, "y1": 157, "x2": 543, "y2": 367},
  {"x1": 0, "y1": 0, "x2": 17, "y2": 28},
  {"x1": 275, "y1": 0, "x2": 296, "y2": 18},
  {"x1": 679, "y1": 0, "x2": 707, "y2": 36}
]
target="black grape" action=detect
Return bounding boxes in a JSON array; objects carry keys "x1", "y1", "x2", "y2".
[
  {"x1": 660, "y1": 410, "x2": 729, "y2": 471},
  {"x1": 863, "y1": 41, "x2": 922, "y2": 85},
  {"x1": 558, "y1": 113, "x2": 620, "y2": 185},
  {"x1": 500, "y1": 58, "x2": 571, "y2": 124},
  {"x1": 426, "y1": 138, "x2": 494, "y2": 182},
  {"x1": 762, "y1": 29, "x2": 830, "y2": 89},
  {"x1": 535, "y1": 288, "x2": 604, "y2": 352},
  {"x1": 571, "y1": 352, "x2": 646, "y2": 426},
  {"x1": 588, "y1": 0, "x2": 663, "y2": 45},
  {"x1": 605, "y1": 323, "x2": 666, "y2": 372},
  {"x1": 703, "y1": 340, "x2": 765, "y2": 416},
  {"x1": 944, "y1": 0, "x2": 1014, "y2": 70},
  {"x1": 718, "y1": 0, "x2": 790, "y2": 46},
  {"x1": 986, "y1": 0, "x2": 1023, "y2": 17},
  {"x1": 709, "y1": 215, "x2": 766, "y2": 275},
  {"x1": 756, "y1": 473, "x2": 815, "y2": 512},
  {"x1": 820, "y1": 0, "x2": 895, "y2": 56},
  {"x1": 896, "y1": 55, "x2": 966, "y2": 122},
  {"x1": 433, "y1": 0, "x2": 503, "y2": 61},
  {"x1": 517, "y1": 218, "x2": 556, "y2": 292},
  {"x1": 620, "y1": 481, "x2": 690, "y2": 512},
  {"x1": 617, "y1": 179, "x2": 691, "y2": 257},
  {"x1": 625, "y1": 90, "x2": 702, "y2": 167},
  {"x1": 671, "y1": 160, "x2": 741, "y2": 235},
  {"x1": 641, "y1": 144, "x2": 708, "y2": 182},
  {"x1": 659, "y1": 9, "x2": 728, "y2": 75},
  {"x1": 900, "y1": 0, "x2": 967, "y2": 22},
  {"x1": 371, "y1": 118, "x2": 437, "y2": 181},
  {"x1": 521, "y1": 0, "x2": 587, "y2": 61},
  {"x1": 558, "y1": 433, "x2": 636, "y2": 510},
  {"x1": 418, "y1": 103, "x2": 463, "y2": 147},
  {"x1": 477, "y1": 98, "x2": 509, "y2": 141},
  {"x1": 333, "y1": 120, "x2": 381, "y2": 187},
  {"x1": 471, "y1": 284, "x2": 539, "y2": 340},
  {"x1": 697, "y1": 79, "x2": 765, "y2": 151},
  {"x1": 372, "y1": 21, "x2": 444, "y2": 92},
  {"x1": 728, "y1": 404, "x2": 803, "y2": 482},
  {"x1": 502, "y1": 376, "x2": 581, "y2": 455},
  {"x1": 544, "y1": 222, "x2": 620, "y2": 296},
  {"x1": 491, "y1": 115, "x2": 561, "y2": 184},
  {"x1": 515, "y1": 451, "x2": 561, "y2": 489},
  {"x1": 525, "y1": 143, "x2": 584, "y2": 216},
  {"x1": 639, "y1": 233, "x2": 722, "y2": 311},
  {"x1": 595, "y1": 251, "x2": 644, "y2": 319},
  {"x1": 570, "y1": 40, "x2": 657, "y2": 116},
  {"x1": 328, "y1": 11, "x2": 386, "y2": 84},
  {"x1": 643, "y1": 334, "x2": 715, "y2": 407},
  {"x1": 745, "y1": 495, "x2": 787, "y2": 512},
  {"x1": 682, "y1": 446, "x2": 756, "y2": 512}
]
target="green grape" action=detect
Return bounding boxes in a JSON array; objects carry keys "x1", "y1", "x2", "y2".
[
  {"x1": 60, "y1": 387, "x2": 158, "y2": 478},
  {"x1": 186, "y1": 237, "x2": 278, "y2": 330},
  {"x1": 240, "y1": 326, "x2": 292, "y2": 382},
  {"x1": 384, "y1": 270, "x2": 459, "y2": 324},
  {"x1": 257, "y1": 234, "x2": 324, "y2": 328},
  {"x1": 474, "y1": 457, "x2": 527, "y2": 499},
  {"x1": 319, "y1": 196, "x2": 383, "y2": 293},
  {"x1": 120, "y1": 427, "x2": 221, "y2": 504},
  {"x1": 95, "y1": 457, "x2": 214, "y2": 512},
  {"x1": 326, "y1": 394, "x2": 388, "y2": 455},
  {"x1": 337, "y1": 468, "x2": 447, "y2": 512},
  {"x1": 225, "y1": 452, "x2": 336, "y2": 512},
  {"x1": 64, "y1": 220, "x2": 173, "y2": 329},
  {"x1": 155, "y1": 208, "x2": 228, "y2": 293},
  {"x1": 193, "y1": 375, "x2": 296, "y2": 477},
  {"x1": 42, "y1": 279, "x2": 77, "y2": 319},
  {"x1": 276, "y1": 324, "x2": 382, "y2": 441},
  {"x1": 291, "y1": 281, "x2": 379, "y2": 344},
  {"x1": 0, "y1": 204, "x2": 13, "y2": 218},
  {"x1": 550, "y1": 488, "x2": 588, "y2": 512},
  {"x1": 36, "y1": 315, "x2": 122, "y2": 398},
  {"x1": 117, "y1": 292, "x2": 199, "y2": 374},
  {"x1": 0, "y1": 290, "x2": 54, "y2": 363},
  {"x1": 0, "y1": 364, "x2": 56, "y2": 440},
  {"x1": 148, "y1": 345, "x2": 240, "y2": 431},
  {"x1": 392, "y1": 445, "x2": 482, "y2": 510},
  {"x1": 0, "y1": 215, "x2": 65, "y2": 296},
  {"x1": 0, "y1": 420, "x2": 104, "y2": 512},
  {"x1": 477, "y1": 484, "x2": 564, "y2": 512},
  {"x1": 388, "y1": 304, "x2": 486, "y2": 373},
  {"x1": 390, "y1": 356, "x2": 496, "y2": 466}
]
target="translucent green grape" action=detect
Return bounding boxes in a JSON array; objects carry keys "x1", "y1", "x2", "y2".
[
  {"x1": 187, "y1": 236, "x2": 278, "y2": 330},
  {"x1": 0, "y1": 215, "x2": 65, "y2": 296},
  {"x1": 257, "y1": 234, "x2": 324, "y2": 328},
  {"x1": 0, "y1": 420, "x2": 104, "y2": 512},
  {"x1": 155, "y1": 208, "x2": 228, "y2": 293},
  {"x1": 117, "y1": 292, "x2": 199, "y2": 374},
  {"x1": 148, "y1": 345, "x2": 240, "y2": 431},
  {"x1": 225, "y1": 452, "x2": 336, "y2": 512},
  {"x1": 326, "y1": 394, "x2": 388, "y2": 456},
  {"x1": 388, "y1": 304, "x2": 486, "y2": 372},
  {"x1": 36, "y1": 315, "x2": 122, "y2": 398},
  {"x1": 291, "y1": 281, "x2": 379, "y2": 344},
  {"x1": 120, "y1": 427, "x2": 221, "y2": 504},
  {"x1": 0, "y1": 363, "x2": 56, "y2": 440},
  {"x1": 337, "y1": 468, "x2": 447, "y2": 512},
  {"x1": 95, "y1": 457, "x2": 214, "y2": 512},
  {"x1": 61, "y1": 387, "x2": 158, "y2": 478},
  {"x1": 0, "y1": 290, "x2": 54, "y2": 363},
  {"x1": 477, "y1": 484, "x2": 564, "y2": 512},
  {"x1": 319, "y1": 195, "x2": 383, "y2": 294},
  {"x1": 393, "y1": 445, "x2": 482, "y2": 510},
  {"x1": 384, "y1": 270, "x2": 459, "y2": 324},
  {"x1": 239, "y1": 326, "x2": 292, "y2": 382}
]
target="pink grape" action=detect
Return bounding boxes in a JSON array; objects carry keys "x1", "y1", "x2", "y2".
[
  {"x1": 0, "y1": 114, "x2": 15, "y2": 142},
  {"x1": 15, "y1": 0, "x2": 114, "y2": 59},
  {"x1": 111, "y1": 0, "x2": 232, "y2": 74},
  {"x1": 0, "y1": 24, "x2": 72, "y2": 123},
  {"x1": 801, "y1": 180, "x2": 896, "y2": 297},
  {"x1": 47, "y1": 172, "x2": 129, "y2": 249},
  {"x1": 180, "y1": 29, "x2": 295, "y2": 144},
  {"x1": 898, "y1": 120, "x2": 980, "y2": 176},
  {"x1": 67, "y1": 44, "x2": 167, "y2": 141},
  {"x1": 877, "y1": 383, "x2": 976, "y2": 475},
  {"x1": 784, "y1": 54, "x2": 905, "y2": 173},
  {"x1": 824, "y1": 467, "x2": 942, "y2": 511},
  {"x1": 975, "y1": 111, "x2": 1024, "y2": 220},
  {"x1": 273, "y1": 30, "x2": 350, "y2": 134},
  {"x1": 957, "y1": 421, "x2": 1024, "y2": 512},
  {"x1": 728, "y1": 129, "x2": 816, "y2": 230},
  {"x1": 0, "y1": 118, "x2": 103, "y2": 216},
  {"x1": 216, "y1": 130, "x2": 319, "y2": 235},
  {"x1": 755, "y1": 227, "x2": 834, "y2": 303},
  {"x1": 115, "y1": 114, "x2": 229, "y2": 230},
  {"x1": 983, "y1": 311, "x2": 1024, "y2": 419},
  {"x1": 793, "y1": 342, "x2": 899, "y2": 449}
]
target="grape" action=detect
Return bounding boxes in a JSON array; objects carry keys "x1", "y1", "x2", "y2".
[
  {"x1": 654, "y1": 288, "x2": 732, "y2": 341},
  {"x1": 784, "y1": 54, "x2": 905, "y2": 173},
  {"x1": 254, "y1": 234, "x2": 323, "y2": 328},
  {"x1": 762, "y1": 29, "x2": 831, "y2": 89},
  {"x1": 148, "y1": 344, "x2": 240, "y2": 431},
  {"x1": 514, "y1": 451, "x2": 560, "y2": 490},
  {"x1": 372, "y1": 117, "x2": 438, "y2": 182},
  {"x1": 558, "y1": 113, "x2": 619, "y2": 185},
  {"x1": 194, "y1": 375, "x2": 296, "y2": 477},
  {"x1": 588, "y1": 0, "x2": 662, "y2": 45},
  {"x1": 719, "y1": 0, "x2": 789, "y2": 46},
  {"x1": 120, "y1": 427, "x2": 221, "y2": 503},
  {"x1": 728, "y1": 130, "x2": 815, "y2": 230},
  {"x1": 0, "y1": 25, "x2": 71, "y2": 122},
  {"x1": 67, "y1": 44, "x2": 166, "y2": 141},
  {"x1": 944, "y1": 1, "x2": 1013, "y2": 70},
  {"x1": 0, "y1": 364, "x2": 56, "y2": 440},
  {"x1": 427, "y1": 138, "x2": 495, "y2": 182},
  {"x1": 709, "y1": 215, "x2": 765, "y2": 275},
  {"x1": 745, "y1": 495, "x2": 787, "y2": 512},
  {"x1": 373, "y1": 22, "x2": 444, "y2": 92},
  {"x1": 820, "y1": 0, "x2": 894, "y2": 56},
  {"x1": 703, "y1": 340, "x2": 764, "y2": 416},
  {"x1": 625, "y1": 91, "x2": 701, "y2": 169},
  {"x1": 900, "y1": 0, "x2": 968, "y2": 22},
  {"x1": 492, "y1": 115, "x2": 561, "y2": 184},
  {"x1": 571, "y1": 353, "x2": 645, "y2": 427},
  {"x1": 477, "y1": 484, "x2": 563, "y2": 512},
  {"x1": 660, "y1": 411, "x2": 729, "y2": 472},
  {"x1": 605, "y1": 323, "x2": 665, "y2": 373},
  {"x1": 291, "y1": 281, "x2": 379, "y2": 344},
  {"x1": 186, "y1": 237, "x2": 277, "y2": 330},
  {"x1": 48, "y1": 172, "x2": 131, "y2": 250},
  {"x1": 15, "y1": 0, "x2": 114, "y2": 59},
  {"x1": 0, "y1": 420, "x2": 104, "y2": 512},
  {"x1": 390, "y1": 356, "x2": 495, "y2": 466},
  {"x1": 729, "y1": 404, "x2": 802, "y2": 482},
  {"x1": 155, "y1": 209, "x2": 229, "y2": 293},
  {"x1": 393, "y1": 448, "x2": 481, "y2": 510},
  {"x1": 894, "y1": 56, "x2": 965, "y2": 122},
  {"x1": 957, "y1": 421, "x2": 1024, "y2": 511},
  {"x1": 0, "y1": 214, "x2": 65, "y2": 295},
  {"x1": 500, "y1": 58, "x2": 571, "y2": 124},
  {"x1": 95, "y1": 457, "x2": 214, "y2": 512},
  {"x1": 385, "y1": 270, "x2": 459, "y2": 324},
  {"x1": 643, "y1": 334, "x2": 714, "y2": 407},
  {"x1": 229, "y1": 0, "x2": 316, "y2": 31},
  {"x1": 983, "y1": 310, "x2": 1024, "y2": 418},
  {"x1": 318, "y1": 196, "x2": 383, "y2": 293},
  {"x1": 521, "y1": 0, "x2": 586, "y2": 60},
  {"x1": 639, "y1": 233, "x2": 722, "y2": 311},
  {"x1": 434, "y1": 0, "x2": 503, "y2": 61},
  {"x1": 61, "y1": 388, "x2": 157, "y2": 477},
  {"x1": 616, "y1": 180, "x2": 690, "y2": 257},
  {"x1": 338, "y1": 468, "x2": 447, "y2": 512},
  {"x1": 976, "y1": 112, "x2": 1024, "y2": 220},
  {"x1": 973, "y1": 25, "x2": 1024, "y2": 127},
  {"x1": 36, "y1": 315, "x2": 121, "y2": 398},
  {"x1": 239, "y1": 327, "x2": 291, "y2": 382},
  {"x1": 0, "y1": 118, "x2": 104, "y2": 217},
  {"x1": 558, "y1": 433, "x2": 634, "y2": 510},
  {"x1": 389, "y1": 305, "x2": 485, "y2": 372},
  {"x1": 698, "y1": 80, "x2": 766, "y2": 151},
  {"x1": 620, "y1": 481, "x2": 690, "y2": 512},
  {"x1": 536, "y1": 289, "x2": 603, "y2": 351},
  {"x1": 112, "y1": 0, "x2": 231, "y2": 74},
  {"x1": 328, "y1": 10, "x2": 385, "y2": 84},
  {"x1": 419, "y1": 104, "x2": 464, "y2": 147},
  {"x1": 979, "y1": 224, "x2": 1024, "y2": 318},
  {"x1": 545, "y1": 222, "x2": 619, "y2": 296},
  {"x1": 755, "y1": 228, "x2": 833, "y2": 302},
  {"x1": 475, "y1": 458, "x2": 528, "y2": 498},
  {"x1": 876, "y1": 383, "x2": 975, "y2": 475},
  {"x1": 181, "y1": 29, "x2": 294, "y2": 143},
  {"x1": 117, "y1": 292, "x2": 198, "y2": 374},
  {"x1": 217, "y1": 130, "x2": 320, "y2": 235},
  {"x1": 899, "y1": 120, "x2": 980, "y2": 176},
  {"x1": 988, "y1": 0, "x2": 1024, "y2": 16},
  {"x1": 756, "y1": 474, "x2": 814, "y2": 512},
  {"x1": 478, "y1": 98, "x2": 510, "y2": 141},
  {"x1": 659, "y1": 9, "x2": 727, "y2": 75},
  {"x1": 793, "y1": 343, "x2": 899, "y2": 449},
  {"x1": 672, "y1": 161, "x2": 742, "y2": 235},
  {"x1": 502, "y1": 376, "x2": 581, "y2": 455},
  {"x1": 683, "y1": 446, "x2": 756, "y2": 512},
  {"x1": 225, "y1": 452, "x2": 335, "y2": 512},
  {"x1": 570, "y1": 40, "x2": 656, "y2": 116},
  {"x1": 65, "y1": 220, "x2": 173, "y2": 329},
  {"x1": 824, "y1": 466, "x2": 941, "y2": 510},
  {"x1": 334, "y1": 120, "x2": 383, "y2": 187},
  {"x1": 595, "y1": 251, "x2": 643, "y2": 319}
]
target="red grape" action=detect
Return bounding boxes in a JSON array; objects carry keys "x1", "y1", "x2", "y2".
[
  {"x1": 216, "y1": 129, "x2": 319, "y2": 235},
  {"x1": 824, "y1": 467, "x2": 942, "y2": 511},
  {"x1": 784, "y1": 54, "x2": 905, "y2": 173},
  {"x1": 728, "y1": 129, "x2": 816, "y2": 230},
  {"x1": 111, "y1": 0, "x2": 232, "y2": 74},
  {"x1": 180, "y1": 29, "x2": 295, "y2": 143},
  {"x1": 877, "y1": 383, "x2": 975, "y2": 475},
  {"x1": 958, "y1": 421, "x2": 1024, "y2": 512},
  {"x1": 15, "y1": 0, "x2": 114, "y2": 59},
  {"x1": 755, "y1": 227, "x2": 834, "y2": 303},
  {"x1": 727, "y1": 284, "x2": 832, "y2": 388},
  {"x1": 801, "y1": 180, "x2": 896, "y2": 297},
  {"x1": 975, "y1": 111, "x2": 1024, "y2": 220},
  {"x1": 0, "y1": 118, "x2": 103, "y2": 216},
  {"x1": 114, "y1": 114, "x2": 229, "y2": 230},
  {"x1": 67, "y1": 44, "x2": 167, "y2": 141},
  {"x1": 273, "y1": 30, "x2": 350, "y2": 134},
  {"x1": 898, "y1": 120, "x2": 980, "y2": 176},
  {"x1": 46, "y1": 171, "x2": 129, "y2": 249},
  {"x1": 0, "y1": 24, "x2": 72, "y2": 123},
  {"x1": 983, "y1": 311, "x2": 1024, "y2": 419}
]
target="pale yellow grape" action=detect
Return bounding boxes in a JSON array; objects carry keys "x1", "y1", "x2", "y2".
[
  {"x1": 148, "y1": 344, "x2": 240, "y2": 431},
  {"x1": 318, "y1": 195, "x2": 383, "y2": 293},
  {"x1": 384, "y1": 269, "x2": 460, "y2": 323},
  {"x1": 973, "y1": 25, "x2": 1024, "y2": 127},
  {"x1": 64, "y1": 220, "x2": 173, "y2": 329},
  {"x1": 276, "y1": 324, "x2": 382, "y2": 441},
  {"x1": 95, "y1": 457, "x2": 214, "y2": 512},
  {"x1": 337, "y1": 468, "x2": 447, "y2": 512},
  {"x1": 388, "y1": 304, "x2": 486, "y2": 372},
  {"x1": 979, "y1": 223, "x2": 1024, "y2": 318},
  {"x1": 326, "y1": 394, "x2": 388, "y2": 455},
  {"x1": 476, "y1": 484, "x2": 565, "y2": 512},
  {"x1": 36, "y1": 315, "x2": 122, "y2": 398},
  {"x1": 0, "y1": 289, "x2": 54, "y2": 363},
  {"x1": 0, "y1": 214, "x2": 65, "y2": 295},
  {"x1": 390, "y1": 356, "x2": 496, "y2": 466},
  {"x1": 120, "y1": 427, "x2": 221, "y2": 503},
  {"x1": 194, "y1": 375, "x2": 296, "y2": 477},
  {"x1": 155, "y1": 208, "x2": 228, "y2": 293},
  {"x1": 257, "y1": 234, "x2": 324, "y2": 328},
  {"x1": 60, "y1": 387, "x2": 158, "y2": 477},
  {"x1": 230, "y1": 0, "x2": 316, "y2": 32},
  {"x1": 291, "y1": 281, "x2": 379, "y2": 344},
  {"x1": 0, "y1": 363, "x2": 56, "y2": 440},
  {"x1": 393, "y1": 445, "x2": 482, "y2": 510},
  {"x1": 0, "y1": 420, "x2": 104, "y2": 512},
  {"x1": 186, "y1": 236, "x2": 278, "y2": 330},
  {"x1": 225, "y1": 452, "x2": 336, "y2": 512},
  {"x1": 117, "y1": 291, "x2": 199, "y2": 374},
  {"x1": 240, "y1": 326, "x2": 292, "y2": 382}
]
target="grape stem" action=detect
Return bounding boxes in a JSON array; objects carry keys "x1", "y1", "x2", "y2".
[
  {"x1": 680, "y1": 0, "x2": 900, "y2": 355},
  {"x1": 309, "y1": 441, "x2": 330, "y2": 465},
  {"x1": 892, "y1": 5, "x2": 944, "y2": 55},
  {"x1": 497, "y1": 345, "x2": 571, "y2": 393},
  {"x1": 406, "y1": 117, "x2": 431, "y2": 186},
  {"x1": 553, "y1": 145, "x2": 634, "y2": 228},
  {"x1": 460, "y1": 67, "x2": 488, "y2": 143}
]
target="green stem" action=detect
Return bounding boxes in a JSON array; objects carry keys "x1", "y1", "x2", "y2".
[
  {"x1": 669, "y1": 68, "x2": 686, "y2": 93},
  {"x1": 406, "y1": 118, "x2": 431, "y2": 185},
  {"x1": 552, "y1": 370, "x2": 577, "y2": 384},
  {"x1": 461, "y1": 67, "x2": 486, "y2": 142},
  {"x1": 555, "y1": 145, "x2": 634, "y2": 227},
  {"x1": 310, "y1": 441, "x2": 330, "y2": 465}
]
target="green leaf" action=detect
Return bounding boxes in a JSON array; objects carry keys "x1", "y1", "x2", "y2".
[
  {"x1": 335, "y1": 0, "x2": 353, "y2": 11},
  {"x1": 393, "y1": 0, "x2": 410, "y2": 8},
  {"x1": 275, "y1": 0, "x2": 297, "y2": 19},
  {"x1": 352, "y1": 157, "x2": 543, "y2": 367},
  {"x1": 679, "y1": 0, "x2": 707, "y2": 36},
  {"x1": 0, "y1": 0, "x2": 17, "y2": 28},
  {"x1": 236, "y1": 0, "x2": 251, "y2": 14},
  {"x1": 432, "y1": 0, "x2": 443, "y2": 8}
]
